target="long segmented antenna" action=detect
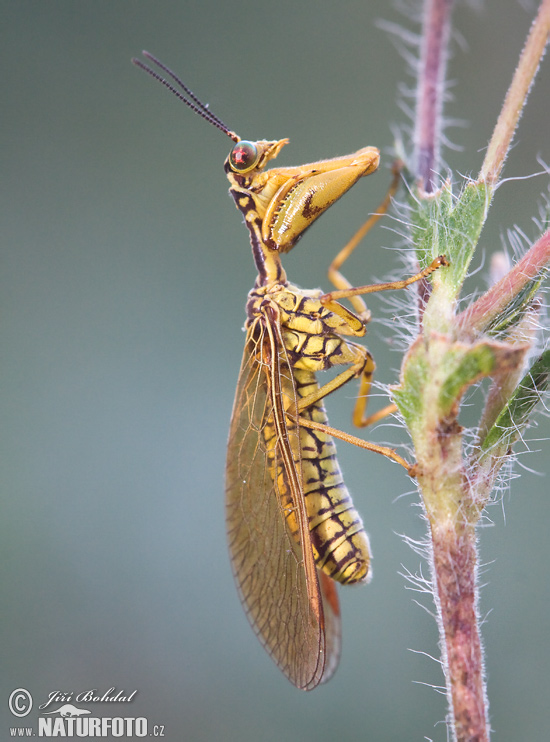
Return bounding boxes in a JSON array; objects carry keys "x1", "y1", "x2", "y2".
[{"x1": 131, "y1": 51, "x2": 240, "y2": 143}]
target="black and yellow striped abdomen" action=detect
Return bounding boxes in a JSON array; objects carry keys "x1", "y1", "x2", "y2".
[
  {"x1": 295, "y1": 369, "x2": 371, "y2": 585},
  {"x1": 261, "y1": 367, "x2": 371, "y2": 585}
]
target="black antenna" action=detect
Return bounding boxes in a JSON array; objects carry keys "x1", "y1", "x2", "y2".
[{"x1": 132, "y1": 51, "x2": 240, "y2": 143}]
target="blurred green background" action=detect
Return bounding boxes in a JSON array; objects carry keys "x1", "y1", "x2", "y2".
[{"x1": 2, "y1": 1, "x2": 549, "y2": 740}]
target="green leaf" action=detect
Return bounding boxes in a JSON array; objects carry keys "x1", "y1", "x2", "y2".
[
  {"x1": 408, "y1": 180, "x2": 490, "y2": 300},
  {"x1": 479, "y1": 348, "x2": 550, "y2": 455},
  {"x1": 393, "y1": 336, "x2": 526, "y2": 435},
  {"x1": 484, "y1": 277, "x2": 546, "y2": 337}
]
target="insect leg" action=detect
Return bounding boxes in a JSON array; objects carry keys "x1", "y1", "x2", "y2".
[
  {"x1": 327, "y1": 160, "x2": 402, "y2": 319},
  {"x1": 292, "y1": 342, "x2": 398, "y2": 432},
  {"x1": 318, "y1": 257, "x2": 448, "y2": 427},
  {"x1": 352, "y1": 349, "x2": 397, "y2": 429},
  {"x1": 295, "y1": 414, "x2": 412, "y2": 472},
  {"x1": 322, "y1": 255, "x2": 448, "y2": 308}
]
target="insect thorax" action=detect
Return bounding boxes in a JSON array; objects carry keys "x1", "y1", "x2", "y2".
[{"x1": 246, "y1": 282, "x2": 360, "y2": 372}]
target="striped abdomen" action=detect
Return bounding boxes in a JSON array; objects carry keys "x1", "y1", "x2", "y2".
[{"x1": 294, "y1": 369, "x2": 371, "y2": 585}]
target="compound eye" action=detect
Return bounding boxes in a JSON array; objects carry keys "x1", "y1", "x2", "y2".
[{"x1": 229, "y1": 141, "x2": 260, "y2": 173}]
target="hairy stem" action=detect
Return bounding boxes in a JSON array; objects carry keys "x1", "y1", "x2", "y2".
[
  {"x1": 456, "y1": 228, "x2": 550, "y2": 334},
  {"x1": 411, "y1": 5, "x2": 490, "y2": 737},
  {"x1": 414, "y1": 0, "x2": 455, "y2": 191},
  {"x1": 479, "y1": 0, "x2": 550, "y2": 185},
  {"x1": 431, "y1": 520, "x2": 488, "y2": 742},
  {"x1": 394, "y1": 2, "x2": 549, "y2": 738}
]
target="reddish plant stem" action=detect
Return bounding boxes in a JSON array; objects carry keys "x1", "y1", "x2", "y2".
[
  {"x1": 414, "y1": 0, "x2": 455, "y2": 192},
  {"x1": 414, "y1": 3, "x2": 489, "y2": 738},
  {"x1": 431, "y1": 519, "x2": 489, "y2": 742},
  {"x1": 408, "y1": 4, "x2": 550, "y2": 742},
  {"x1": 414, "y1": 0, "x2": 455, "y2": 321},
  {"x1": 456, "y1": 228, "x2": 550, "y2": 334},
  {"x1": 479, "y1": 0, "x2": 550, "y2": 185}
]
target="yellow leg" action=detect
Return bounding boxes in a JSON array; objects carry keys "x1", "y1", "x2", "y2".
[
  {"x1": 318, "y1": 258, "x2": 448, "y2": 427},
  {"x1": 296, "y1": 414, "x2": 413, "y2": 473},
  {"x1": 322, "y1": 255, "x2": 448, "y2": 309},
  {"x1": 327, "y1": 160, "x2": 403, "y2": 318},
  {"x1": 353, "y1": 352, "x2": 398, "y2": 428},
  {"x1": 293, "y1": 344, "x2": 397, "y2": 431}
]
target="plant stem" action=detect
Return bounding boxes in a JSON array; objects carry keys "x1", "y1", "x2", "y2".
[
  {"x1": 411, "y1": 4, "x2": 490, "y2": 738},
  {"x1": 414, "y1": 0, "x2": 455, "y2": 192},
  {"x1": 479, "y1": 0, "x2": 550, "y2": 185},
  {"x1": 431, "y1": 519, "x2": 488, "y2": 742},
  {"x1": 456, "y1": 228, "x2": 550, "y2": 334},
  {"x1": 395, "y1": 2, "x2": 550, "y2": 739}
]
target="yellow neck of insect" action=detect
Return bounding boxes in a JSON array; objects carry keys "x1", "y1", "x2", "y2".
[{"x1": 244, "y1": 226, "x2": 288, "y2": 286}]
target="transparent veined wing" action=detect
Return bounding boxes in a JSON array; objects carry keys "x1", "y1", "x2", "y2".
[{"x1": 225, "y1": 309, "x2": 341, "y2": 690}]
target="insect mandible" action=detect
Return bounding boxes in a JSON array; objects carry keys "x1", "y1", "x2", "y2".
[{"x1": 132, "y1": 51, "x2": 447, "y2": 690}]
